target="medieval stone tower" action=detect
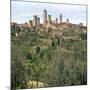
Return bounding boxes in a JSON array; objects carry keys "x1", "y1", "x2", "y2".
[
  {"x1": 33, "y1": 15, "x2": 37, "y2": 26},
  {"x1": 43, "y1": 9, "x2": 47, "y2": 25},
  {"x1": 60, "y1": 14, "x2": 62, "y2": 23}
]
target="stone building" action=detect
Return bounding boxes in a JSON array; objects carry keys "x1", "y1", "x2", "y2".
[
  {"x1": 66, "y1": 18, "x2": 69, "y2": 23},
  {"x1": 60, "y1": 14, "x2": 62, "y2": 23},
  {"x1": 37, "y1": 17, "x2": 40, "y2": 26},
  {"x1": 33, "y1": 15, "x2": 37, "y2": 26},
  {"x1": 43, "y1": 9, "x2": 47, "y2": 24},
  {"x1": 48, "y1": 15, "x2": 52, "y2": 25},
  {"x1": 29, "y1": 20, "x2": 32, "y2": 28},
  {"x1": 56, "y1": 18, "x2": 58, "y2": 24}
]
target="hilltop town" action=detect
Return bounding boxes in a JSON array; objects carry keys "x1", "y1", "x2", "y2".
[
  {"x1": 11, "y1": 9, "x2": 87, "y2": 39},
  {"x1": 11, "y1": 9, "x2": 87, "y2": 89}
]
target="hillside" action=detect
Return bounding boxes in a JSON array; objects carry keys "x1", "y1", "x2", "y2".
[{"x1": 11, "y1": 27, "x2": 87, "y2": 89}]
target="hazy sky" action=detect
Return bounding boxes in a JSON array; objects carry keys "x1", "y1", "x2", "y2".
[{"x1": 11, "y1": 1, "x2": 87, "y2": 25}]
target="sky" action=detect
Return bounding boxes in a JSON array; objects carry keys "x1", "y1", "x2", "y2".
[{"x1": 11, "y1": 0, "x2": 87, "y2": 25}]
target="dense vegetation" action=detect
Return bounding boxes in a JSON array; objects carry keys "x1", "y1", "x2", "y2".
[{"x1": 11, "y1": 27, "x2": 87, "y2": 89}]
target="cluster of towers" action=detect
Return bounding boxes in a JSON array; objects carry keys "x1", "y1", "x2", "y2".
[
  {"x1": 29, "y1": 15, "x2": 40, "y2": 27},
  {"x1": 43, "y1": 9, "x2": 63, "y2": 25},
  {"x1": 29, "y1": 9, "x2": 69, "y2": 27},
  {"x1": 43, "y1": 9, "x2": 70, "y2": 25}
]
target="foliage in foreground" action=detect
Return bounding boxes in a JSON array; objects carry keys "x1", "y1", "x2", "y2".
[{"x1": 11, "y1": 29, "x2": 87, "y2": 89}]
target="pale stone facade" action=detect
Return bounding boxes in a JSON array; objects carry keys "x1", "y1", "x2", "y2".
[
  {"x1": 60, "y1": 14, "x2": 62, "y2": 23},
  {"x1": 33, "y1": 15, "x2": 37, "y2": 26},
  {"x1": 48, "y1": 15, "x2": 51, "y2": 25},
  {"x1": 43, "y1": 9, "x2": 47, "y2": 24}
]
